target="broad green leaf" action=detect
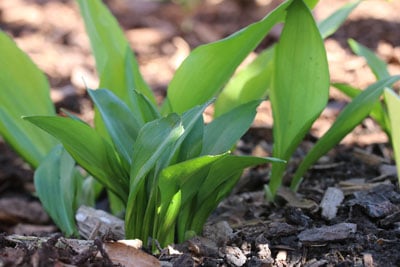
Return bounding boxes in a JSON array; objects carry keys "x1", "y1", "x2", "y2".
[
  {"x1": 88, "y1": 89, "x2": 143, "y2": 167},
  {"x1": 24, "y1": 116, "x2": 128, "y2": 202},
  {"x1": 291, "y1": 76, "x2": 400, "y2": 190},
  {"x1": 333, "y1": 83, "x2": 391, "y2": 136},
  {"x1": 201, "y1": 100, "x2": 261, "y2": 155},
  {"x1": 348, "y1": 39, "x2": 390, "y2": 80},
  {"x1": 76, "y1": 0, "x2": 155, "y2": 105},
  {"x1": 384, "y1": 89, "x2": 400, "y2": 185},
  {"x1": 126, "y1": 114, "x2": 184, "y2": 239},
  {"x1": 0, "y1": 32, "x2": 57, "y2": 167},
  {"x1": 318, "y1": 0, "x2": 361, "y2": 39},
  {"x1": 269, "y1": 0, "x2": 329, "y2": 198},
  {"x1": 34, "y1": 145, "x2": 79, "y2": 236},
  {"x1": 214, "y1": 47, "x2": 274, "y2": 117},
  {"x1": 165, "y1": 0, "x2": 292, "y2": 114}
]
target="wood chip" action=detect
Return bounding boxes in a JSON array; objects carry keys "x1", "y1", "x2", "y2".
[
  {"x1": 320, "y1": 187, "x2": 344, "y2": 220},
  {"x1": 298, "y1": 223, "x2": 357, "y2": 244},
  {"x1": 75, "y1": 205, "x2": 125, "y2": 240},
  {"x1": 103, "y1": 241, "x2": 161, "y2": 267},
  {"x1": 277, "y1": 187, "x2": 319, "y2": 212}
]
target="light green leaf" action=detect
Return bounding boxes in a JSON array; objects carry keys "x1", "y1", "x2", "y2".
[
  {"x1": 0, "y1": 32, "x2": 57, "y2": 167},
  {"x1": 333, "y1": 83, "x2": 391, "y2": 136},
  {"x1": 76, "y1": 0, "x2": 155, "y2": 105},
  {"x1": 318, "y1": 0, "x2": 361, "y2": 39},
  {"x1": 291, "y1": 76, "x2": 400, "y2": 190},
  {"x1": 165, "y1": 0, "x2": 292, "y2": 114},
  {"x1": 384, "y1": 89, "x2": 400, "y2": 185},
  {"x1": 202, "y1": 100, "x2": 261, "y2": 155},
  {"x1": 157, "y1": 154, "x2": 226, "y2": 243},
  {"x1": 348, "y1": 39, "x2": 390, "y2": 80},
  {"x1": 214, "y1": 46, "x2": 274, "y2": 117},
  {"x1": 269, "y1": 0, "x2": 329, "y2": 198},
  {"x1": 34, "y1": 145, "x2": 79, "y2": 236},
  {"x1": 24, "y1": 116, "x2": 128, "y2": 202},
  {"x1": 88, "y1": 89, "x2": 143, "y2": 167}
]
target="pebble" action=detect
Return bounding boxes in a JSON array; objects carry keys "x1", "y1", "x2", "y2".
[{"x1": 298, "y1": 222, "x2": 357, "y2": 243}]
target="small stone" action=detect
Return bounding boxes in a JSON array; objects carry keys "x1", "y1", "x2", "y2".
[
  {"x1": 298, "y1": 223, "x2": 357, "y2": 243},
  {"x1": 220, "y1": 246, "x2": 246, "y2": 267},
  {"x1": 203, "y1": 221, "x2": 233, "y2": 246},
  {"x1": 320, "y1": 187, "x2": 344, "y2": 220}
]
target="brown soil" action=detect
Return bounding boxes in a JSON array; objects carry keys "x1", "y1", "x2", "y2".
[{"x1": 1, "y1": 0, "x2": 400, "y2": 266}]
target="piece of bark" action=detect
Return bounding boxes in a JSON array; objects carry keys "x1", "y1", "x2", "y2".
[
  {"x1": 103, "y1": 241, "x2": 161, "y2": 267},
  {"x1": 0, "y1": 197, "x2": 49, "y2": 224},
  {"x1": 75, "y1": 205, "x2": 125, "y2": 240},
  {"x1": 298, "y1": 223, "x2": 357, "y2": 243},
  {"x1": 320, "y1": 187, "x2": 344, "y2": 220}
]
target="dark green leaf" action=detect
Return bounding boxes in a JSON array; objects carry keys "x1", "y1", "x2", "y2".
[
  {"x1": 24, "y1": 116, "x2": 128, "y2": 202},
  {"x1": 202, "y1": 100, "x2": 261, "y2": 155},
  {"x1": 34, "y1": 145, "x2": 79, "y2": 236}
]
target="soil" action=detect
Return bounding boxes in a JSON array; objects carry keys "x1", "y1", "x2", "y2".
[{"x1": 1, "y1": 0, "x2": 400, "y2": 266}]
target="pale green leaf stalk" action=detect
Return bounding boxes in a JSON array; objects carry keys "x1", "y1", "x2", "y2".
[
  {"x1": 384, "y1": 89, "x2": 400, "y2": 185},
  {"x1": 335, "y1": 39, "x2": 393, "y2": 136},
  {"x1": 267, "y1": 0, "x2": 330, "y2": 199},
  {"x1": 291, "y1": 76, "x2": 400, "y2": 190},
  {"x1": 333, "y1": 83, "x2": 391, "y2": 137}
]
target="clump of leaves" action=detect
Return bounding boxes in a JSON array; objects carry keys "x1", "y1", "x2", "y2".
[{"x1": 19, "y1": 0, "x2": 287, "y2": 247}]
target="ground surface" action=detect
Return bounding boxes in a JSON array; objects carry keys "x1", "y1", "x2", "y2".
[{"x1": 1, "y1": 0, "x2": 400, "y2": 266}]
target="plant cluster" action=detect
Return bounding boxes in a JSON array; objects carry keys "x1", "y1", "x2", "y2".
[{"x1": 0, "y1": 0, "x2": 399, "y2": 249}]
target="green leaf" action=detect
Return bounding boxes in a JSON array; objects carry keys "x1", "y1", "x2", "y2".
[
  {"x1": 157, "y1": 154, "x2": 226, "y2": 242},
  {"x1": 125, "y1": 114, "x2": 184, "y2": 239},
  {"x1": 348, "y1": 39, "x2": 390, "y2": 80},
  {"x1": 333, "y1": 83, "x2": 391, "y2": 136},
  {"x1": 269, "y1": 0, "x2": 329, "y2": 198},
  {"x1": 76, "y1": 0, "x2": 155, "y2": 105},
  {"x1": 291, "y1": 75, "x2": 400, "y2": 190},
  {"x1": 201, "y1": 100, "x2": 261, "y2": 155},
  {"x1": 34, "y1": 145, "x2": 80, "y2": 236},
  {"x1": 0, "y1": 32, "x2": 57, "y2": 167},
  {"x1": 318, "y1": 0, "x2": 361, "y2": 39},
  {"x1": 384, "y1": 89, "x2": 400, "y2": 185},
  {"x1": 88, "y1": 89, "x2": 143, "y2": 167},
  {"x1": 23, "y1": 116, "x2": 128, "y2": 202},
  {"x1": 164, "y1": 0, "x2": 292, "y2": 114},
  {"x1": 191, "y1": 155, "x2": 283, "y2": 233},
  {"x1": 214, "y1": 46, "x2": 274, "y2": 117}
]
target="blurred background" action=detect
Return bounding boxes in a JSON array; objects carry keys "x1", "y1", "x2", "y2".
[{"x1": 1, "y1": 0, "x2": 400, "y2": 143}]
